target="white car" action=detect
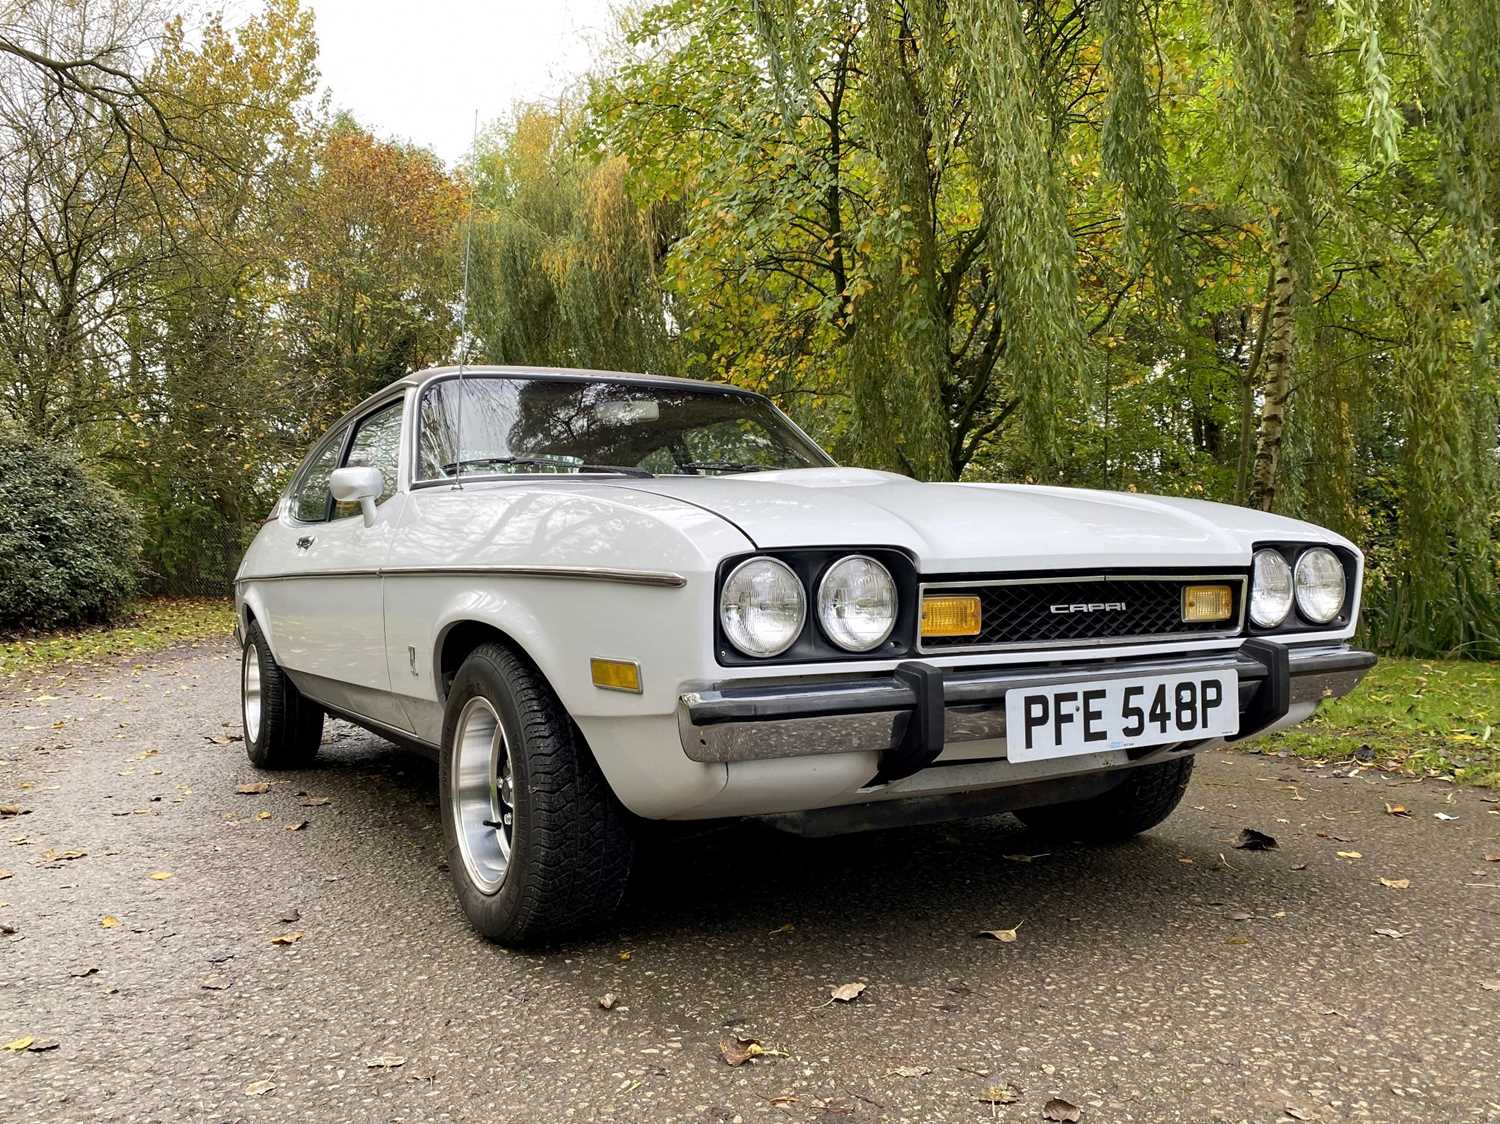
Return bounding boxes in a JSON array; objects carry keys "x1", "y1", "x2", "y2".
[{"x1": 235, "y1": 365, "x2": 1374, "y2": 943}]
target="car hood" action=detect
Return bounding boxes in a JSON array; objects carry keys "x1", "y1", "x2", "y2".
[{"x1": 614, "y1": 468, "x2": 1354, "y2": 573}]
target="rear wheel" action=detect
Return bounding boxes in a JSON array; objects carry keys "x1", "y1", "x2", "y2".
[
  {"x1": 438, "y1": 642, "x2": 633, "y2": 944},
  {"x1": 241, "y1": 620, "x2": 323, "y2": 769},
  {"x1": 1015, "y1": 757, "x2": 1194, "y2": 842}
]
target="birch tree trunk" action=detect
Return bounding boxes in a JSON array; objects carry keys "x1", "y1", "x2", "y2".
[{"x1": 1247, "y1": 220, "x2": 1297, "y2": 510}]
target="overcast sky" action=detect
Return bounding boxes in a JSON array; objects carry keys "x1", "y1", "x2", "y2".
[{"x1": 307, "y1": 0, "x2": 622, "y2": 166}]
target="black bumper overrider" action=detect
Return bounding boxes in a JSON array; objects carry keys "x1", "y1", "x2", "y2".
[{"x1": 677, "y1": 644, "x2": 1376, "y2": 775}]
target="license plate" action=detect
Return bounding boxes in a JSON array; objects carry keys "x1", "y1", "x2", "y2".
[{"x1": 1005, "y1": 670, "x2": 1239, "y2": 762}]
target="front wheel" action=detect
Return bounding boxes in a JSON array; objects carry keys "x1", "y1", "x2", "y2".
[
  {"x1": 438, "y1": 642, "x2": 633, "y2": 944},
  {"x1": 1015, "y1": 756, "x2": 1194, "y2": 842}
]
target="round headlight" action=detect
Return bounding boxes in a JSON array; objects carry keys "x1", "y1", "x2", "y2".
[
  {"x1": 719, "y1": 557, "x2": 806, "y2": 657},
  {"x1": 1294, "y1": 547, "x2": 1345, "y2": 624},
  {"x1": 816, "y1": 555, "x2": 897, "y2": 652},
  {"x1": 1250, "y1": 548, "x2": 1294, "y2": 628}
]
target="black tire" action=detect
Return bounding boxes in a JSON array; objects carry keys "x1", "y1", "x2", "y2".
[
  {"x1": 241, "y1": 620, "x2": 323, "y2": 769},
  {"x1": 1015, "y1": 757, "x2": 1194, "y2": 842},
  {"x1": 438, "y1": 642, "x2": 633, "y2": 945}
]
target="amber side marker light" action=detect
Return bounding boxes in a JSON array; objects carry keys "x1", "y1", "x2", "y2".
[
  {"x1": 920, "y1": 594, "x2": 983, "y2": 638},
  {"x1": 590, "y1": 658, "x2": 642, "y2": 693},
  {"x1": 1182, "y1": 584, "x2": 1234, "y2": 623}
]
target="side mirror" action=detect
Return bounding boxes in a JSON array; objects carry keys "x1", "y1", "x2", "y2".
[{"x1": 330, "y1": 465, "x2": 385, "y2": 527}]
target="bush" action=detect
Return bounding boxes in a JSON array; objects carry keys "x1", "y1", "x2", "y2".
[{"x1": 0, "y1": 432, "x2": 143, "y2": 633}]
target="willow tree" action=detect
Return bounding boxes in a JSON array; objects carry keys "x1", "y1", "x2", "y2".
[{"x1": 465, "y1": 105, "x2": 679, "y2": 377}]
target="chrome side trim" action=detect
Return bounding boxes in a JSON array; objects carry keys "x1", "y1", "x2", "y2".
[
  {"x1": 916, "y1": 572, "x2": 1248, "y2": 655},
  {"x1": 235, "y1": 564, "x2": 687, "y2": 588}
]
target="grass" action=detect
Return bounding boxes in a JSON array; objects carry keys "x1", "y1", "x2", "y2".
[
  {"x1": 0, "y1": 597, "x2": 234, "y2": 680},
  {"x1": 1263, "y1": 657, "x2": 1500, "y2": 786}
]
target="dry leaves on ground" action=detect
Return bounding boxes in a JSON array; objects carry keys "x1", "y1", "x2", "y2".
[
  {"x1": 1373, "y1": 927, "x2": 1408, "y2": 939},
  {"x1": 976, "y1": 923, "x2": 1023, "y2": 943},
  {"x1": 598, "y1": 993, "x2": 617, "y2": 1010},
  {"x1": 99, "y1": 915, "x2": 119, "y2": 928},
  {"x1": 0, "y1": 870, "x2": 11, "y2": 880},
  {"x1": 269, "y1": 931, "x2": 304, "y2": 945},
  {"x1": 235, "y1": 783, "x2": 270, "y2": 795},
  {"x1": 366, "y1": 1055, "x2": 405, "y2": 1069},
  {"x1": 891, "y1": 1065, "x2": 930, "y2": 1078},
  {"x1": 718, "y1": 1035, "x2": 787, "y2": 1066},
  {"x1": 1484, "y1": 853, "x2": 1500, "y2": 863},
  {"x1": 1384, "y1": 803, "x2": 1410, "y2": 817},
  {"x1": 830, "y1": 982, "x2": 866, "y2": 1002},
  {"x1": 148, "y1": 871, "x2": 172, "y2": 880},
  {"x1": 1234, "y1": 828, "x2": 1277, "y2": 851},
  {"x1": 0, "y1": 806, "x2": 30, "y2": 817},
  {"x1": 299, "y1": 796, "x2": 332, "y2": 807},
  {"x1": 1434, "y1": 812, "x2": 1458, "y2": 821},
  {"x1": 244, "y1": 1080, "x2": 274, "y2": 1096},
  {"x1": 1043, "y1": 1097, "x2": 1083, "y2": 1122},
  {"x1": 1379, "y1": 877, "x2": 1410, "y2": 889},
  {"x1": 976, "y1": 1083, "x2": 1021, "y2": 1104},
  {"x1": 40, "y1": 848, "x2": 86, "y2": 862},
  {"x1": 285, "y1": 820, "x2": 308, "y2": 832},
  {"x1": 1336, "y1": 851, "x2": 1362, "y2": 860}
]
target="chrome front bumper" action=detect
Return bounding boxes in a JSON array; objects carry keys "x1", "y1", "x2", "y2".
[{"x1": 678, "y1": 643, "x2": 1375, "y2": 773}]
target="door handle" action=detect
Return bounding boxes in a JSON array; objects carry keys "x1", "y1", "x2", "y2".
[{"x1": 296, "y1": 536, "x2": 315, "y2": 550}]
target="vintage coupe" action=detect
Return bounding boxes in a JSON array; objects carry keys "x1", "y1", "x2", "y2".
[{"x1": 235, "y1": 365, "x2": 1374, "y2": 942}]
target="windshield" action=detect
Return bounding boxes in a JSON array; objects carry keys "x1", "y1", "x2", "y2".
[{"x1": 416, "y1": 376, "x2": 833, "y2": 480}]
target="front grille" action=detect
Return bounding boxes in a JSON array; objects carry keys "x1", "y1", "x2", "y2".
[{"x1": 919, "y1": 574, "x2": 1245, "y2": 652}]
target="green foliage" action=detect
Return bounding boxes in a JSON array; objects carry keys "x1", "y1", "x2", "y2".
[
  {"x1": 0, "y1": 432, "x2": 142, "y2": 633},
  {"x1": 1266, "y1": 657, "x2": 1500, "y2": 786},
  {"x1": 0, "y1": 597, "x2": 232, "y2": 679}
]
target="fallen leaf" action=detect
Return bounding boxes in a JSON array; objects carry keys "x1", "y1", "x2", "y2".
[
  {"x1": 0, "y1": 806, "x2": 30, "y2": 817},
  {"x1": 0, "y1": 870, "x2": 11, "y2": 880},
  {"x1": 976, "y1": 923, "x2": 1022, "y2": 943},
  {"x1": 977, "y1": 1083, "x2": 1022, "y2": 1104},
  {"x1": 1373, "y1": 927, "x2": 1407, "y2": 939},
  {"x1": 1434, "y1": 812, "x2": 1458, "y2": 821},
  {"x1": 201, "y1": 977, "x2": 230, "y2": 990},
  {"x1": 598, "y1": 993, "x2": 616, "y2": 1010},
  {"x1": 40, "y1": 849, "x2": 86, "y2": 862},
  {"x1": 255, "y1": 810, "x2": 272, "y2": 821},
  {"x1": 4, "y1": 1036, "x2": 33, "y2": 1051},
  {"x1": 1384, "y1": 803, "x2": 1410, "y2": 817},
  {"x1": 891, "y1": 1064, "x2": 930, "y2": 1078},
  {"x1": 25, "y1": 1038, "x2": 58, "y2": 1052},
  {"x1": 299, "y1": 796, "x2": 331, "y2": 807},
  {"x1": 1043, "y1": 1097, "x2": 1083, "y2": 1122},
  {"x1": 279, "y1": 908, "x2": 300, "y2": 924},
  {"x1": 1378, "y1": 877, "x2": 1410, "y2": 890},
  {"x1": 1224, "y1": 936, "x2": 1251, "y2": 945},
  {"x1": 830, "y1": 982, "x2": 866, "y2": 1002},
  {"x1": 1178, "y1": 856, "x2": 1195, "y2": 864},
  {"x1": 1285, "y1": 1106, "x2": 1310, "y2": 1121},
  {"x1": 244, "y1": 1079, "x2": 274, "y2": 1096},
  {"x1": 148, "y1": 871, "x2": 173, "y2": 881},
  {"x1": 1483, "y1": 853, "x2": 1500, "y2": 863},
  {"x1": 365, "y1": 1055, "x2": 405, "y2": 1069},
  {"x1": 285, "y1": 821, "x2": 309, "y2": 832},
  {"x1": 69, "y1": 965, "x2": 98, "y2": 978},
  {"x1": 269, "y1": 931, "x2": 304, "y2": 945},
  {"x1": 1290, "y1": 862, "x2": 1309, "y2": 871},
  {"x1": 1233, "y1": 828, "x2": 1278, "y2": 851},
  {"x1": 719, "y1": 1035, "x2": 785, "y2": 1066},
  {"x1": 1336, "y1": 851, "x2": 1362, "y2": 860},
  {"x1": 617, "y1": 950, "x2": 631, "y2": 962},
  {"x1": 236, "y1": 783, "x2": 270, "y2": 795},
  {"x1": 1001, "y1": 852, "x2": 1048, "y2": 863},
  {"x1": 1224, "y1": 910, "x2": 1252, "y2": 921},
  {"x1": 1480, "y1": 979, "x2": 1500, "y2": 991},
  {"x1": 99, "y1": 914, "x2": 119, "y2": 928}
]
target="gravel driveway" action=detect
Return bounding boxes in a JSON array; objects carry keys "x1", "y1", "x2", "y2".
[{"x1": 1, "y1": 641, "x2": 1497, "y2": 1123}]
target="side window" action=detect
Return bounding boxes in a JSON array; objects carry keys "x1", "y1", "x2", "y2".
[
  {"x1": 290, "y1": 425, "x2": 349, "y2": 523},
  {"x1": 334, "y1": 401, "x2": 402, "y2": 519}
]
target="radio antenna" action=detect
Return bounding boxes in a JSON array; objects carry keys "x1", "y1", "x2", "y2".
[{"x1": 453, "y1": 108, "x2": 480, "y2": 490}]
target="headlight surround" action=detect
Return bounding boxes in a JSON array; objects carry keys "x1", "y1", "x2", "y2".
[
  {"x1": 719, "y1": 557, "x2": 806, "y2": 657},
  {"x1": 1294, "y1": 546, "x2": 1346, "y2": 624},
  {"x1": 816, "y1": 555, "x2": 898, "y2": 652},
  {"x1": 1249, "y1": 548, "x2": 1294, "y2": 628}
]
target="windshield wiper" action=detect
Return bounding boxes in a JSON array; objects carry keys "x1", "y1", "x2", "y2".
[
  {"x1": 443, "y1": 456, "x2": 653, "y2": 478},
  {"x1": 675, "y1": 460, "x2": 772, "y2": 475}
]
